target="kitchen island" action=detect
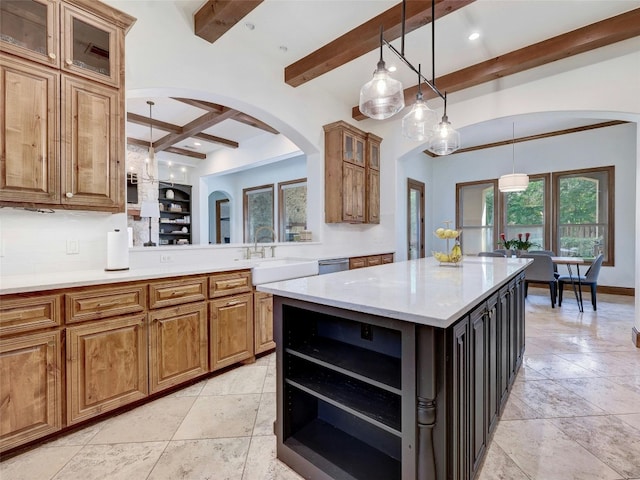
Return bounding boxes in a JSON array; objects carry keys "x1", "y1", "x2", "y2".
[{"x1": 257, "y1": 256, "x2": 530, "y2": 480}]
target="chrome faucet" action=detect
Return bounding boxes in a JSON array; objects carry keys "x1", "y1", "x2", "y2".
[{"x1": 246, "y1": 226, "x2": 276, "y2": 259}]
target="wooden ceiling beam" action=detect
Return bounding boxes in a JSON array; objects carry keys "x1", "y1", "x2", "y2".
[
  {"x1": 195, "y1": 0, "x2": 263, "y2": 44},
  {"x1": 164, "y1": 147, "x2": 207, "y2": 160},
  {"x1": 194, "y1": 132, "x2": 239, "y2": 149},
  {"x1": 127, "y1": 137, "x2": 206, "y2": 159},
  {"x1": 126, "y1": 112, "x2": 182, "y2": 134},
  {"x1": 231, "y1": 112, "x2": 279, "y2": 134},
  {"x1": 285, "y1": 0, "x2": 475, "y2": 87},
  {"x1": 153, "y1": 108, "x2": 239, "y2": 151},
  {"x1": 353, "y1": 7, "x2": 640, "y2": 120},
  {"x1": 172, "y1": 97, "x2": 226, "y2": 113},
  {"x1": 422, "y1": 121, "x2": 628, "y2": 157}
]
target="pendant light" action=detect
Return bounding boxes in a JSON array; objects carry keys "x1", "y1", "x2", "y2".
[
  {"x1": 140, "y1": 100, "x2": 157, "y2": 184},
  {"x1": 360, "y1": 0, "x2": 460, "y2": 154},
  {"x1": 498, "y1": 123, "x2": 529, "y2": 192},
  {"x1": 427, "y1": 93, "x2": 460, "y2": 155},
  {"x1": 402, "y1": 64, "x2": 437, "y2": 141},
  {"x1": 359, "y1": 27, "x2": 405, "y2": 120}
]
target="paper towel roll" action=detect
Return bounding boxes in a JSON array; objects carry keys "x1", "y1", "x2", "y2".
[
  {"x1": 106, "y1": 229, "x2": 130, "y2": 271},
  {"x1": 127, "y1": 227, "x2": 133, "y2": 248}
]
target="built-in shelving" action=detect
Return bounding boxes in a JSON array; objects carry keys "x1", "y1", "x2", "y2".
[{"x1": 158, "y1": 182, "x2": 191, "y2": 246}]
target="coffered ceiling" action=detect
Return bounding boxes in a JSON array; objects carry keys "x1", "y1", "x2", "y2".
[{"x1": 124, "y1": 0, "x2": 640, "y2": 163}]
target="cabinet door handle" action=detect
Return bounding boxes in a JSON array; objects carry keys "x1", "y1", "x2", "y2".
[
  {"x1": 225, "y1": 301, "x2": 240, "y2": 307},
  {"x1": 65, "y1": 59, "x2": 73, "y2": 66},
  {"x1": 48, "y1": 52, "x2": 56, "y2": 60},
  {"x1": 65, "y1": 192, "x2": 73, "y2": 198}
]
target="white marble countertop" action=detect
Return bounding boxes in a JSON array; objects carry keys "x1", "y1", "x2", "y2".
[
  {"x1": 0, "y1": 260, "x2": 258, "y2": 295},
  {"x1": 257, "y1": 256, "x2": 531, "y2": 328}
]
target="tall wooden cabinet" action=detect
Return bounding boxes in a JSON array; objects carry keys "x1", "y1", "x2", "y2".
[
  {"x1": 0, "y1": 0, "x2": 135, "y2": 212},
  {"x1": 324, "y1": 121, "x2": 382, "y2": 224}
]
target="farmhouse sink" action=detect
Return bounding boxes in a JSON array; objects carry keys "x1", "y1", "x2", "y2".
[{"x1": 251, "y1": 257, "x2": 319, "y2": 285}]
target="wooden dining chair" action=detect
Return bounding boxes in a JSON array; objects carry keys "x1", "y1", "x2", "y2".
[
  {"x1": 520, "y1": 253, "x2": 557, "y2": 307},
  {"x1": 558, "y1": 254, "x2": 604, "y2": 310}
]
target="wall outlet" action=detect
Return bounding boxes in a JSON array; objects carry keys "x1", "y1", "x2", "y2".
[
  {"x1": 360, "y1": 323, "x2": 373, "y2": 341},
  {"x1": 160, "y1": 254, "x2": 173, "y2": 263},
  {"x1": 66, "y1": 239, "x2": 79, "y2": 255}
]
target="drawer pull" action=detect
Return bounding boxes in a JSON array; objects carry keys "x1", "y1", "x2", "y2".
[
  {"x1": 170, "y1": 291, "x2": 187, "y2": 297},
  {"x1": 223, "y1": 280, "x2": 245, "y2": 288},
  {"x1": 225, "y1": 301, "x2": 240, "y2": 307},
  {"x1": 96, "y1": 300, "x2": 119, "y2": 308}
]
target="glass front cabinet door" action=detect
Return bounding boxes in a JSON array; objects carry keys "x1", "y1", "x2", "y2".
[
  {"x1": 61, "y1": 3, "x2": 120, "y2": 87},
  {"x1": 0, "y1": 0, "x2": 59, "y2": 67}
]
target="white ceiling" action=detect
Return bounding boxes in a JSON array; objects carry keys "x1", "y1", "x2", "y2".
[{"x1": 126, "y1": 0, "x2": 640, "y2": 162}]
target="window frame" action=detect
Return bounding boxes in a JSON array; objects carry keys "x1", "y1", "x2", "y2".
[
  {"x1": 243, "y1": 184, "x2": 274, "y2": 243},
  {"x1": 277, "y1": 177, "x2": 307, "y2": 242},
  {"x1": 552, "y1": 166, "x2": 614, "y2": 266},
  {"x1": 456, "y1": 179, "x2": 499, "y2": 254},
  {"x1": 499, "y1": 173, "x2": 551, "y2": 251}
]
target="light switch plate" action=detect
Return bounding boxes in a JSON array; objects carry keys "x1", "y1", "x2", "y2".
[{"x1": 66, "y1": 239, "x2": 79, "y2": 255}]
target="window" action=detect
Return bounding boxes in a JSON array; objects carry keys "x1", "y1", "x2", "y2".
[
  {"x1": 501, "y1": 174, "x2": 550, "y2": 250},
  {"x1": 553, "y1": 166, "x2": 614, "y2": 265},
  {"x1": 243, "y1": 184, "x2": 274, "y2": 243},
  {"x1": 278, "y1": 178, "x2": 307, "y2": 242},
  {"x1": 456, "y1": 180, "x2": 497, "y2": 255}
]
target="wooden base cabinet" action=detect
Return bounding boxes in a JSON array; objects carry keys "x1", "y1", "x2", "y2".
[
  {"x1": 254, "y1": 292, "x2": 275, "y2": 354},
  {"x1": 66, "y1": 313, "x2": 147, "y2": 425},
  {"x1": 149, "y1": 303, "x2": 208, "y2": 394},
  {"x1": 0, "y1": 330, "x2": 62, "y2": 452},
  {"x1": 210, "y1": 293, "x2": 254, "y2": 371}
]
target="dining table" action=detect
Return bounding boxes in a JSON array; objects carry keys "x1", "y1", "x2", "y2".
[{"x1": 551, "y1": 256, "x2": 585, "y2": 312}]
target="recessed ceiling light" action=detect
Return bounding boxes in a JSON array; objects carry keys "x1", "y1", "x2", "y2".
[
  {"x1": 279, "y1": 45, "x2": 288, "y2": 53},
  {"x1": 181, "y1": 167, "x2": 186, "y2": 172},
  {"x1": 245, "y1": 22, "x2": 255, "y2": 31},
  {"x1": 194, "y1": 142, "x2": 201, "y2": 146},
  {"x1": 167, "y1": 161, "x2": 172, "y2": 166},
  {"x1": 388, "y1": 65, "x2": 397, "y2": 73},
  {"x1": 468, "y1": 32, "x2": 480, "y2": 41}
]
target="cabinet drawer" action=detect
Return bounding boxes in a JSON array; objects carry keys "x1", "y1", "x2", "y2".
[
  {"x1": 149, "y1": 277, "x2": 207, "y2": 309},
  {"x1": 65, "y1": 284, "x2": 146, "y2": 324},
  {"x1": 0, "y1": 294, "x2": 61, "y2": 337},
  {"x1": 349, "y1": 257, "x2": 367, "y2": 269},
  {"x1": 367, "y1": 255, "x2": 382, "y2": 267},
  {"x1": 209, "y1": 271, "x2": 252, "y2": 298},
  {"x1": 381, "y1": 253, "x2": 394, "y2": 264}
]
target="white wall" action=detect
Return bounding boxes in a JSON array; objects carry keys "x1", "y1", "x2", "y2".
[{"x1": 0, "y1": 1, "x2": 637, "y2": 307}]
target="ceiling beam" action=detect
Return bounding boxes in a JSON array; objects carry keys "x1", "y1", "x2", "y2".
[
  {"x1": 172, "y1": 97, "x2": 226, "y2": 114},
  {"x1": 164, "y1": 147, "x2": 207, "y2": 160},
  {"x1": 194, "y1": 0, "x2": 263, "y2": 44},
  {"x1": 153, "y1": 108, "x2": 239, "y2": 151},
  {"x1": 353, "y1": 7, "x2": 640, "y2": 120},
  {"x1": 127, "y1": 112, "x2": 182, "y2": 134},
  {"x1": 284, "y1": 0, "x2": 475, "y2": 87},
  {"x1": 172, "y1": 97, "x2": 278, "y2": 134},
  {"x1": 194, "y1": 132, "x2": 239, "y2": 149},
  {"x1": 127, "y1": 137, "x2": 207, "y2": 160},
  {"x1": 422, "y1": 121, "x2": 628, "y2": 157}
]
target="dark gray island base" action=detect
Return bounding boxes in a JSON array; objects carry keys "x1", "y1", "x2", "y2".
[{"x1": 271, "y1": 269, "x2": 526, "y2": 480}]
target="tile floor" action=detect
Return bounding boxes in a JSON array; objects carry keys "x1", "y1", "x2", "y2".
[{"x1": 1, "y1": 290, "x2": 638, "y2": 480}]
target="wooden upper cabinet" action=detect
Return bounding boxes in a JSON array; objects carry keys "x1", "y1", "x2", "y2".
[
  {"x1": 0, "y1": 55, "x2": 60, "y2": 205},
  {"x1": 61, "y1": 3, "x2": 122, "y2": 88},
  {"x1": 0, "y1": 0, "x2": 59, "y2": 69},
  {"x1": 60, "y1": 75, "x2": 121, "y2": 209},
  {"x1": 324, "y1": 121, "x2": 381, "y2": 224}
]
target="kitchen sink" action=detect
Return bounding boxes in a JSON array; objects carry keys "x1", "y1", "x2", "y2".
[{"x1": 251, "y1": 257, "x2": 319, "y2": 285}]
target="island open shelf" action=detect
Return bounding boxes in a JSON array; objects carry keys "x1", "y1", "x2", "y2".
[{"x1": 263, "y1": 257, "x2": 528, "y2": 480}]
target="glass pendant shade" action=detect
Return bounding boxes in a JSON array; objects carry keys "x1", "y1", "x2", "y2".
[
  {"x1": 402, "y1": 94, "x2": 438, "y2": 141},
  {"x1": 359, "y1": 61, "x2": 405, "y2": 120},
  {"x1": 499, "y1": 173, "x2": 529, "y2": 192},
  {"x1": 427, "y1": 115, "x2": 460, "y2": 155}
]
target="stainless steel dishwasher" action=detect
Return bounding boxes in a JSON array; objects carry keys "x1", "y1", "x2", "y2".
[{"x1": 318, "y1": 258, "x2": 349, "y2": 274}]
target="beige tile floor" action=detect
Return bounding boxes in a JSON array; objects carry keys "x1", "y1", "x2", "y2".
[{"x1": 1, "y1": 290, "x2": 638, "y2": 480}]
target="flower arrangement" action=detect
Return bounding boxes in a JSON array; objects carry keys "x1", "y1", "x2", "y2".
[{"x1": 499, "y1": 232, "x2": 539, "y2": 251}]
